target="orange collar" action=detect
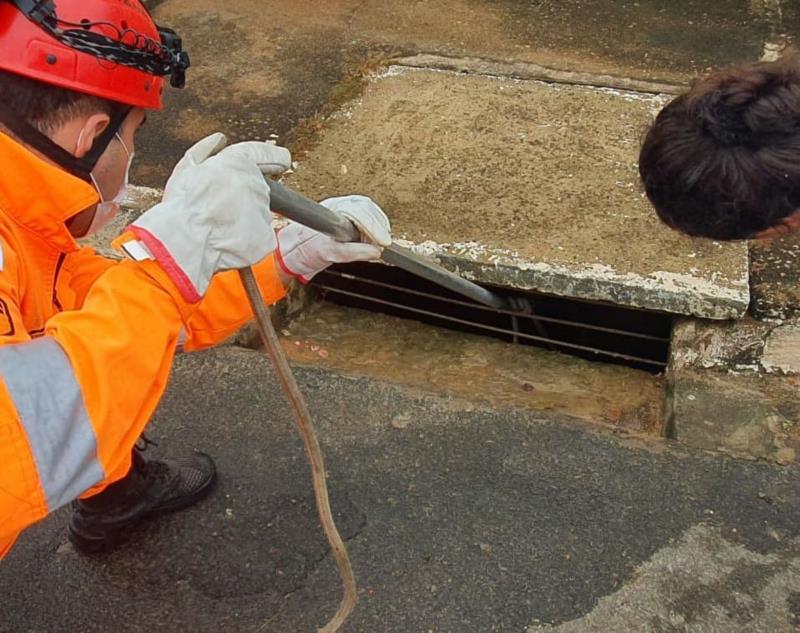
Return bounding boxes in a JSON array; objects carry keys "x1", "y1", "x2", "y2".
[{"x1": 0, "y1": 130, "x2": 99, "y2": 252}]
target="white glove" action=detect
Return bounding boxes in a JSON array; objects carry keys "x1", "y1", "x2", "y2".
[
  {"x1": 122, "y1": 133, "x2": 292, "y2": 303},
  {"x1": 276, "y1": 195, "x2": 392, "y2": 283}
]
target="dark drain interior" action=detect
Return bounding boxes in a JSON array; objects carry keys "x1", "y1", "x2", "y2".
[{"x1": 314, "y1": 263, "x2": 672, "y2": 373}]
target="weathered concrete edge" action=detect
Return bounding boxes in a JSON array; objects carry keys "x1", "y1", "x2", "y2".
[
  {"x1": 670, "y1": 317, "x2": 800, "y2": 376},
  {"x1": 394, "y1": 53, "x2": 686, "y2": 96},
  {"x1": 395, "y1": 239, "x2": 750, "y2": 320},
  {"x1": 665, "y1": 318, "x2": 800, "y2": 464}
]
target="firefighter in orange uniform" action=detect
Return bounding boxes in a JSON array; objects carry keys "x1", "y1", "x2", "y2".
[{"x1": 0, "y1": 0, "x2": 391, "y2": 557}]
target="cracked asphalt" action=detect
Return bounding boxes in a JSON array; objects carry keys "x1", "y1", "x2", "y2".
[{"x1": 2, "y1": 348, "x2": 800, "y2": 632}]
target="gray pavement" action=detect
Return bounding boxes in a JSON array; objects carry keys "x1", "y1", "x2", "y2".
[{"x1": 2, "y1": 348, "x2": 799, "y2": 632}]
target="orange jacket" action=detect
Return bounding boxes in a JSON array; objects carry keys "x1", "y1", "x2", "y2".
[{"x1": 0, "y1": 131, "x2": 286, "y2": 558}]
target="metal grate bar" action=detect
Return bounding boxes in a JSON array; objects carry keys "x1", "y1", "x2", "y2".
[
  {"x1": 322, "y1": 270, "x2": 670, "y2": 343},
  {"x1": 317, "y1": 284, "x2": 667, "y2": 369}
]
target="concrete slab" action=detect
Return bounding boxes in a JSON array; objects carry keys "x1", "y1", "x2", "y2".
[
  {"x1": 763, "y1": 324, "x2": 800, "y2": 375},
  {"x1": 669, "y1": 368, "x2": 800, "y2": 465},
  {"x1": 668, "y1": 318, "x2": 800, "y2": 464},
  {"x1": 286, "y1": 67, "x2": 750, "y2": 318}
]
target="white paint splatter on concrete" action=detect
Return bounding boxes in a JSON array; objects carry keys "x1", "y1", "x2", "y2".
[{"x1": 527, "y1": 523, "x2": 800, "y2": 633}]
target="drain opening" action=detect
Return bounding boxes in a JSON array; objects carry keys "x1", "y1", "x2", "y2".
[{"x1": 314, "y1": 263, "x2": 672, "y2": 374}]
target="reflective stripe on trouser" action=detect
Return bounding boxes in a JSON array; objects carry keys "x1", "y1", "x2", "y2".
[{"x1": 0, "y1": 338, "x2": 104, "y2": 511}]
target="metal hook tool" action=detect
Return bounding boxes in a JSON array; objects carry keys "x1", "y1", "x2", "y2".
[{"x1": 266, "y1": 179, "x2": 526, "y2": 312}]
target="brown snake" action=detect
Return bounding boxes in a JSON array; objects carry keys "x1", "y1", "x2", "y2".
[{"x1": 240, "y1": 268, "x2": 357, "y2": 633}]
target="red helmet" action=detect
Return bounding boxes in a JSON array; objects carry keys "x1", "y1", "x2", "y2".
[{"x1": 0, "y1": 0, "x2": 189, "y2": 110}]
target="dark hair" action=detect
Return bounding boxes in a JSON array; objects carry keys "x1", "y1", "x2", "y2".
[
  {"x1": 0, "y1": 69, "x2": 122, "y2": 135},
  {"x1": 639, "y1": 55, "x2": 800, "y2": 240}
]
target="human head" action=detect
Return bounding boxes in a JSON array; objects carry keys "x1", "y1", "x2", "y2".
[
  {"x1": 0, "y1": 0, "x2": 188, "y2": 236},
  {"x1": 639, "y1": 55, "x2": 800, "y2": 241}
]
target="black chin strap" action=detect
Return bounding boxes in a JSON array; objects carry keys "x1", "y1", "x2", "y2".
[
  {"x1": 80, "y1": 107, "x2": 130, "y2": 174},
  {"x1": 0, "y1": 102, "x2": 129, "y2": 182}
]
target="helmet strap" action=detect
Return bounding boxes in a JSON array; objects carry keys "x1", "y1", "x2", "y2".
[
  {"x1": 0, "y1": 102, "x2": 129, "y2": 182},
  {"x1": 79, "y1": 107, "x2": 130, "y2": 173}
]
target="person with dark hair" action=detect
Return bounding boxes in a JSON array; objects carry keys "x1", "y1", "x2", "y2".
[
  {"x1": 0, "y1": 0, "x2": 391, "y2": 558},
  {"x1": 639, "y1": 54, "x2": 800, "y2": 241}
]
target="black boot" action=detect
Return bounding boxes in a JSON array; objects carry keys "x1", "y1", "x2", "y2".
[{"x1": 68, "y1": 445, "x2": 217, "y2": 554}]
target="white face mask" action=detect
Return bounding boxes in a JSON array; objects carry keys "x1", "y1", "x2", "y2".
[{"x1": 85, "y1": 133, "x2": 134, "y2": 236}]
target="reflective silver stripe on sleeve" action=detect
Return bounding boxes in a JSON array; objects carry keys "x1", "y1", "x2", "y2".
[{"x1": 0, "y1": 338, "x2": 105, "y2": 511}]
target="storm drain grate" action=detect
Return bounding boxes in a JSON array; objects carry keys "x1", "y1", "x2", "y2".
[{"x1": 314, "y1": 263, "x2": 672, "y2": 373}]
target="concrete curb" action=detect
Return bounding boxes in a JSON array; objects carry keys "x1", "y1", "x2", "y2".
[{"x1": 395, "y1": 54, "x2": 686, "y2": 96}]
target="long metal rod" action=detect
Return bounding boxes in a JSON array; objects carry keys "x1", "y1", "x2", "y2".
[
  {"x1": 381, "y1": 243, "x2": 507, "y2": 309},
  {"x1": 323, "y1": 270, "x2": 670, "y2": 343},
  {"x1": 317, "y1": 284, "x2": 666, "y2": 368},
  {"x1": 239, "y1": 268, "x2": 357, "y2": 633},
  {"x1": 267, "y1": 179, "x2": 510, "y2": 311}
]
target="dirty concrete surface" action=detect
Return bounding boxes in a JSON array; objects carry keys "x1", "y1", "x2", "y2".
[
  {"x1": 751, "y1": 233, "x2": 800, "y2": 321},
  {"x1": 3, "y1": 348, "x2": 800, "y2": 633},
  {"x1": 286, "y1": 67, "x2": 749, "y2": 318},
  {"x1": 281, "y1": 301, "x2": 665, "y2": 434},
  {"x1": 670, "y1": 367, "x2": 800, "y2": 464},
  {"x1": 669, "y1": 317, "x2": 800, "y2": 465},
  {"x1": 136, "y1": 0, "x2": 798, "y2": 187}
]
